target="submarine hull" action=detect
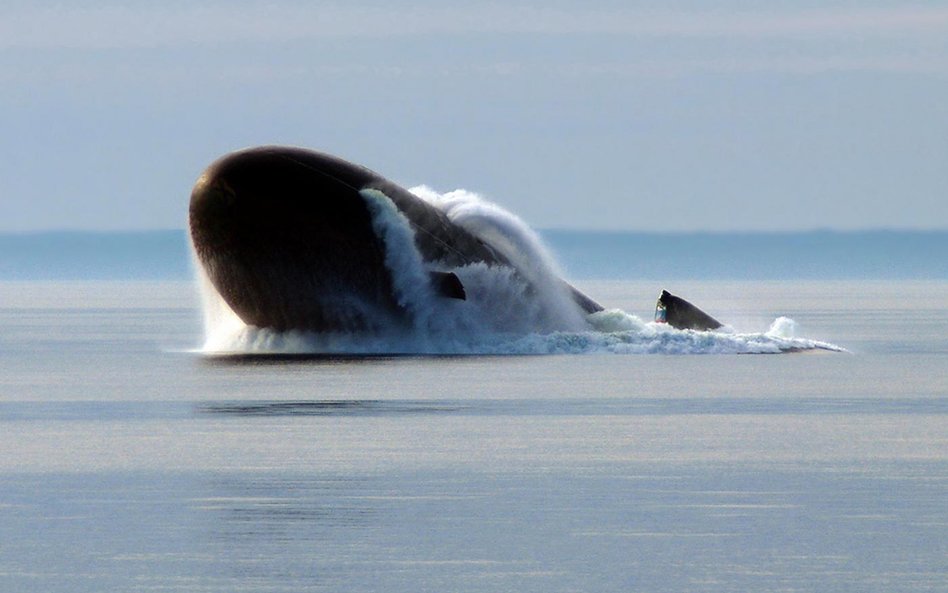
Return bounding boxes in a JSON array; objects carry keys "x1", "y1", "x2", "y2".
[{"x1": 190, "y1": 146, "x2": 525, "y2": 332}]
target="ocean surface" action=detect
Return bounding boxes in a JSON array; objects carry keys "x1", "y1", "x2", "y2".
[
  {"x1": 3, "y1": 229, "x2": 948, "y2": 280},
  {"x1": 1, "y1": 276, "x2": 946, "y2": 592}
]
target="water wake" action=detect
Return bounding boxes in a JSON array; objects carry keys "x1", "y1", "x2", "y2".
[{"x1": 196, "y1": 187, "x2": 842, "y2": 355}]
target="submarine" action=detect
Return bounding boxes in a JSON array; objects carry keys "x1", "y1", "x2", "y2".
[{"x1": 189, "y1": 146, "x2": 722, "y2": 334}]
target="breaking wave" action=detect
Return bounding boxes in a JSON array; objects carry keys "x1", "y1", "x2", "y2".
[{"x1": 197, "y1": 187, "x2": 842, "y2": 356}]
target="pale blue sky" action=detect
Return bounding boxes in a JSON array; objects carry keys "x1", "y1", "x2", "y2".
[{"x1": 2, "y1": 1, "x2": 946, "y2": 231}]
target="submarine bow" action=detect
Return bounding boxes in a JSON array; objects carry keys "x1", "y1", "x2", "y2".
[{"x1": 189, "y1": 146, "x2": 601, "y2": 333}]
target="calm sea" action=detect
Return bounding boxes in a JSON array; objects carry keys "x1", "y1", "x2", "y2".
[
  {"x1": 2, "y1": 230, "x2": 947, "y2": 591},
  {"x1": 1, "y1": 275, "x2": 946, "y2": 592}
]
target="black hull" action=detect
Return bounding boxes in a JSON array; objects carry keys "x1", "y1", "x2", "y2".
[{"x1": 189, "y1": 146, "x2": 596, "y2": 332}]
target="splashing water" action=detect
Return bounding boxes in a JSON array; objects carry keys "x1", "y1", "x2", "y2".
[
  {"x1": 194, "y1": 187, "x2": 843, "y2": 355},
  {"x1": 410, "y1": 186, "x2": 589, "y2": 332}
]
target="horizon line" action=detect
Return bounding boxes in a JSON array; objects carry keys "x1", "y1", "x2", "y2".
[{"x1": 3, "y1": 227, "x2": 948, "y2": 237}]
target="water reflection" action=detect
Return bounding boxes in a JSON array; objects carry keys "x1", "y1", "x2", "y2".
[
  {"x1": 199, "y1": 476, "x2": 377, "y2": 542},
  {"x1": 201, "y1": 353, "x2": 490, "y2": 366},
  {"x1": 197, "y1": 400, "x2": 468, "y2": 417},
  {"x1": 196, "y1": 397, "x2": 948, "y2": 419}
]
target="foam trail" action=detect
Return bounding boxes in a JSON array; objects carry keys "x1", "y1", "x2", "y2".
[{"x1": 195, "y1": 186, "x2": 844, "y2": 355}]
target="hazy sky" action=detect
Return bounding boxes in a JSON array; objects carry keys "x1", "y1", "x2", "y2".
[{"x1": 2, "y1": 0, "x2": 947, "y2": 231}]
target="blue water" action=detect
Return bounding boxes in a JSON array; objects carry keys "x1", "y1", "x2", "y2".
[
  {"x1": 3, "y1": 229, "x2": 948, "y2": 280},
  {"x1": 1, "y1": 279, "x2": 946, "y2": 592},
  {"x1": 0, "y1": 231, "x2": 192, "y2": 280},
  {"x1": 545, "y1": 229, "x2": 948, "y2": 280}
]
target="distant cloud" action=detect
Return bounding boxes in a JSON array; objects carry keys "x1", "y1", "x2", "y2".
[
  {"x1": 2, "y1": 4, "x2": 947, "y2": 49},
  {"x1": 0, "y1": 2, "x2": 945, "y2": 90}
]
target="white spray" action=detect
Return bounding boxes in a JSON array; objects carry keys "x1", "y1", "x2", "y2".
[
  {"x1": 411, "y1": 186, "x2": 589, "y2": 332},
  {"x1": 361, "y1": 188, "x2": 437, "y2": 331}
]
